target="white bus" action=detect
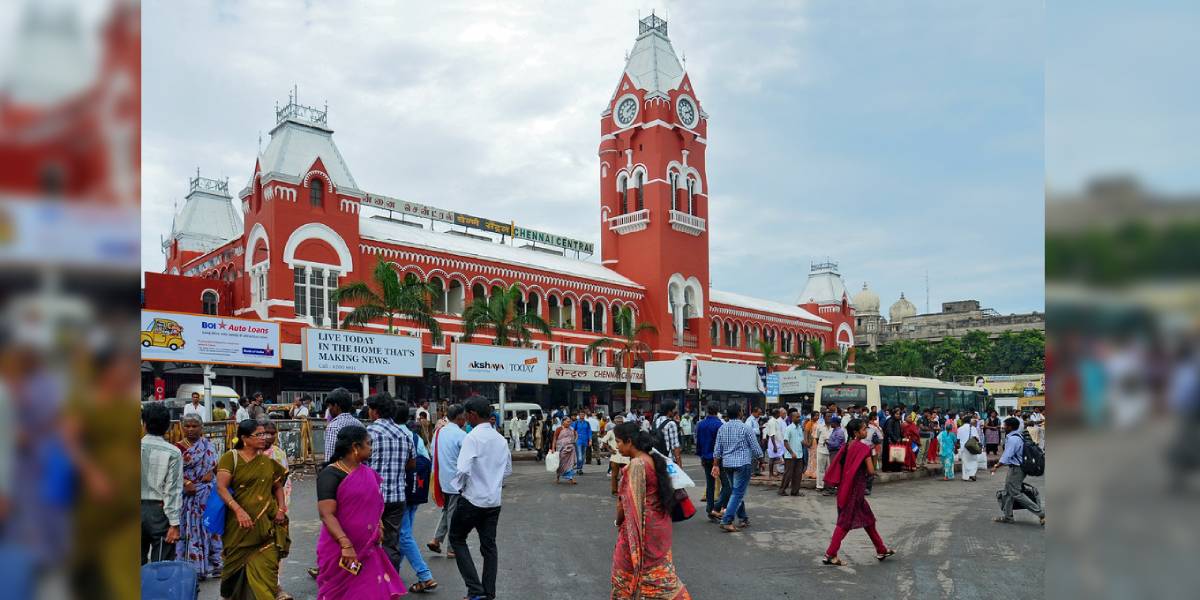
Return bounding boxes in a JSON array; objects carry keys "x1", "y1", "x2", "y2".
[{"x1": 815, "y1": 375, "x2": 991, "y2": 414}]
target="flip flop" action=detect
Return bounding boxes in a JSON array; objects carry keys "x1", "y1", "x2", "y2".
[
  {"x1": 822, "y1": 555, "x2": 844, "y2": 566},
  {"x1": 876, "y1": 549, "x2": 895, "y2": 561}
]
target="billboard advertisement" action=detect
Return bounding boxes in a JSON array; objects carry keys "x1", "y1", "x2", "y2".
[
  {"x1": 301, "y1": 328, "x2": 423, "y2": 377},
  {"x1": 140, "y1": 310, "x2": 281, "y2": 367},
  {"x1": 451, "y1": 342, "x2": 549, "y2": 384}
]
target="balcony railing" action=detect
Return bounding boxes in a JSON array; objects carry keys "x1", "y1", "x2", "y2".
[
  {"x1": 677, "y1": 331, "x2": 698, "y2": 348},
  {"x1": 608, "y1": 209, "x2": 650, "y2": 234},
  {"x1": 668, "y1": 210, "x2": 706, "y2": 236}
]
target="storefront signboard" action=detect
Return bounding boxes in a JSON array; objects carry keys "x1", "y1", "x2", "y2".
[
  {"x1": 451, "y1": 343, "x2": 549, "y2": 384},
  {"x1": 550, "y1": 362, "x2": 644, "y2": 384},
  {"x1": 363, "y1": 194, "x2": 455, "y2": 223},
  {"x1": 140, "y1": 310, "x2": 281, "y2": 367},
  {"x1": 301, "y1": 328, "x2": 423, "y2": 377}
]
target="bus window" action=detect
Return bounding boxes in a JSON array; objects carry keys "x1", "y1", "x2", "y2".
[{"x1": 823, "y1": 384, "x2": 867, "y2": 407}]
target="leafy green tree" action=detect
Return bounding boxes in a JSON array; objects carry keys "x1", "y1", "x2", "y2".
[
  {"x1": 333, "y1": 260, "x2": 441, "y2": 337},
  {"x1": 460, "y1": 283, "x2": 552, "y2": 347}
]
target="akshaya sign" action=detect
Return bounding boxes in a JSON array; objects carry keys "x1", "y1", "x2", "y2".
[
  {"x1": 140, "y1": 310, "x2": 280, "y2": 367},
  {"x1": 451, "y1": 343, "x2": 549, "y2": 384},
  {"x1": 301, "y1": 328, "x2": 422, "y2": 377}
]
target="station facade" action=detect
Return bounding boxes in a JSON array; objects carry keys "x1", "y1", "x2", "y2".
[{"x1": 143, "y1": 15, "x2": 857, "y2": 414}]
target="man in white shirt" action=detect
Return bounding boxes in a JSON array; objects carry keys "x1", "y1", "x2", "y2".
[
  {"x1": 744, "y1": 406, "x2": 763, "y2": 474},
  {"x1": 957, "y1": 412, "x2": 985, "y2": 481},
  {"x1": 234, "y1": 398, "x2": 250, "y2": 422},
  {"x1": 291, "y1": 396, "x2": 312, "y2": 419},
  {"x1": 762, "y1": 408, "x2": 786, "y2": 482},
  {"x1": 181, "y1": 392, "x2": 209, "y2": 422},
  {"x1": 586, "y1": 412, "x2": 601, "y2": 461},
  {"x1": 450, "y1": 397, "x2": 512, "y2": 600}
]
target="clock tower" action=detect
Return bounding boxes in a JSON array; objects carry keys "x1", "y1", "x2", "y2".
[{"x1": 599, "y1": 14, "x2": 710, "y2": 357}]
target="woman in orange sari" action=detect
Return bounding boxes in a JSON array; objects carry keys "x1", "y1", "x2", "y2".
[{"x1": 610, "y1": 422, "x2": 690, "y2": 600}]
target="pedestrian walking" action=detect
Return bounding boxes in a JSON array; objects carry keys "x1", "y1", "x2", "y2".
[
  {"x1": 710, "y1": 403, "x2": 762, "y2": 532},
  {"x1": 802, "y1": 412, "x2": 819, "y2": 480},
  {"x1": 779, "y1": 408, "x2": 806, "y2": 496},
  {"x1": 991, "y1": 417, "x2": 1045, "y2": 525},
  {"x1": 449, "y1": 396, "x2": 513, "y2": 600},
  {"x1": 573, "y1": 411, "x2": 593, "y2": 473},
  {"x1": 816, "y1": 416, "x2": 844, "y2": 495},
  {"x1": 315, "y1": 425, "x2": 407, "y2": 599},
  {"x1": 587, "y1": 411, "x2": 602, "y2": 463},
  {"x1": 917, "y1": 409, "x2": 935, "y2": 465},
  {"x1": 763, "y1": 408, "x2": 786, "y2": 481},
  {"x1": 883, "y1": 407, "x2": 904, "y2": 472},
  {"x1": 983, "y1": 410, "x2": 1002, "y2": 457},
  {"x1": 610, "y1": 422, "x2": 691, "y2": 599},
  {"x1": 901, "y1": 415, "x2": 920, "y2": 472},
  {"x1": 141, "y1": 402, "x2": 182, "y2": 563},
  {"x1": 259, "y1": 419, "x2": 294, "y2": 599},
  {"x1": 654, "y1": 401, "x2": 683, "y2": 466},
  {"x1": 937, "y1": 422, "x2": 957, "y2": 480},
  {"x1": 172, "y1": 414, "x2": 222, "y2": 579},
  {"x1": 323, "y1": 388, "x2": 358, "y2": 462},
  {"x1": 957, "y1": 413, "x2": 985, "y2": 481},
  {"x1": 821, "y1": 419, "x2": 895, "y2": 566},
  {"x1": 215, "y1": 419, "x2": 288, "y2": 599},
  {"x1": 598, "y1": 414, "x2": 630, "y2": 496},
  {"x1": 694, "y1": 402, "x2": 723, "y2": 511},
  {"x1": 365, "y1": 395, "x2": 438, "y2": 593},
  {"x1": 554, "y1": 415, "x2": 579, "y2": 484},
  {"x1": 428, "y1": 403, "x2": 467, "y2": 558}
]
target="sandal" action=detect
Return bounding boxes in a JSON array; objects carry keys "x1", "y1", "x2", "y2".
[
  {"x1": 876, "y1": 549, "x2": 895, "y2": 561},
  {"x1": 993, "y1": 516, "x2": 1014, "y2": 524},
  {"x1": 822, "y1": 555, "x2": 844, "y2": 566},
  {"x1": 427, "y1": 541, "x2": 443, "y2": 554},
  {"x1": 276, "y1": 592, "x2": 294, "y2": 600},
  {"x1": 719, "y1": 524, "x2": 739, "y2": 533},
  {"x1": 410, "y1": 580, "x2": 438, "y2": 593}
]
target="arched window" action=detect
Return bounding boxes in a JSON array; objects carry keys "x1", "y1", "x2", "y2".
[
  {"x1": 527, "y1": 292, "x2": 541, "y2": 318},
  {"x1": 687, "y1": 178, "x2": 696, "y2": 215},
  {"x1": 619, "y1": 176, "x2": 628, "y2": 215},
  {"x1": 430, "y1": 278, "x2": 446, "y2": 313},
  {"x1": 562, "y1": 297, "x2": 575, "y2": 329},
  {"x1": 612, "y1": 304, "x2": 623, "y2": 336},
  {"x1": 635, "y1": 171, "x2": 644, "y2": 211},
  {"x1": 710, "y1": 319, "x2": 719, "y2": 345},
  {"x1": 593, "y1": 301, "x2": 606, "y2": 333},
  {"x1": 201, "y1": 291, "x2": 218, "y2": 315},
  {"x1": 447, "y1": 280, "x2": 465, "y2": 315},
  {"x1": 581, "y1": 301, "x2": 594, "y2": 332},
  {"x1": 548, "y1": 295, "x2": 561, "y2": 327},
  {"x1": 471, "y1": 282, "x2": 487, "y2": 303},
  {"x1": 669, "y1": 171, "x2": 680, "y2": 211},
  {"x1": 310, "y1": 179, "x2": 324, "y2": 208}
]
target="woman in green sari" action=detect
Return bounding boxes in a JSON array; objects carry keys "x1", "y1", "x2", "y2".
[{"x1": 215, "y1": 419, "x2": 289, "y2": 600}]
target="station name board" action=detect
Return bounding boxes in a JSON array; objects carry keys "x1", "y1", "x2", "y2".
[
  {"x1": 513, "y1": 226, "x2": 595, "y2": 254},
  {"x1": 364, "y1": 194, "x2": 455, "y2": 223},
  {"x1": 454, "y1": 213, "x2": 514, "y2": 237}
]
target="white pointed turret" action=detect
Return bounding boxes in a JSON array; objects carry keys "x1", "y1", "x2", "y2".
[
  {"x1": 618, "y1": 13, "x2": 685, "y2": 97},
  {"x1": 164, "y1": 172, "x2": 243, "y2": 255}
]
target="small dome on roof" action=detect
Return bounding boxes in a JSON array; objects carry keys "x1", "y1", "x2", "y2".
[
  {"x1": 852, "y1": 282, "x2": 880, "y2": 314},
  {"x1": 889, "y1": 292, "x2": 917, "y2": 322}
]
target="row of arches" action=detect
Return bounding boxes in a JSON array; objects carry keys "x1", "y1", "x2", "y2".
[
  {"x1": 710, "y1": 316, "x2": 821, "y2": 356},
  {"x1": 614, "y1": 166, "x2": 703, "y2": 216}
]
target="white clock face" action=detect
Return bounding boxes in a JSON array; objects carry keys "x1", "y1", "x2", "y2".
[
  {"x1": 614, "y1": 95, "x2": 639, "y2": 128},
  {"x1": 676, "y1": 96, "x2": 697, "y2": 129}
]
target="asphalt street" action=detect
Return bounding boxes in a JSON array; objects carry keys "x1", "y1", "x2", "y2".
[{"x1": 200, "y1": 458, "x2": 1044, "y2": 599}]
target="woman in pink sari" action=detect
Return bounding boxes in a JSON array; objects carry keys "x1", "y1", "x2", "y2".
[
  {"x1": 821, "y1": 418, "x2": 895, "y2": 566},
  {"x1": 610, "y1": 422, "x2": 690, "y2": 600},
  {"x1": 316, "y1": 425, "x2": 406, "y2": 599}
]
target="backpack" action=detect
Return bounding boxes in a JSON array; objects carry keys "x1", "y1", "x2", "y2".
[
  {"x1": 405, "y1": 431, "x2": 432, "y2": 506},
  {"x1": 651, "y1": 417, "x2": 674, "y2": 456},
  {"x1": 1019, "y1": 431, "x2": 1045, "y2": 477},
  {"x1": 826, "y1": 428, "x2": 845, "y2": 453}
]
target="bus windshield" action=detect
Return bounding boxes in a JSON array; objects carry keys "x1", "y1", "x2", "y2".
[{"x1": 823, "y1": 384, "x2": 867, "y2": 406}]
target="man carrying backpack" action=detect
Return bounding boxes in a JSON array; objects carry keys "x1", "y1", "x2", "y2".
[
  {"x1": 653, "y1": 401, "x2": 683, "y2": 467},
  {"x1": 991, "y1": 416, "x2": 1045, "y2": 526}
]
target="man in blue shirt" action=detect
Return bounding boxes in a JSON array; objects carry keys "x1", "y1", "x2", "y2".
[
  {"x1": 694, "y1": 401, "x2": 725, "y2": 515},
  {"x1": 990, "y1": 417, "x2": 1045, "y2": 525},
  {"x1": 572, "y1": 411, "x2": 592, "y2": 473},
  {"x1": 710, "y1": 403, "x2": 763, "y2": 532},
  {"x1": 428, "y1": 403, "x2": 468, "y2": 557}
]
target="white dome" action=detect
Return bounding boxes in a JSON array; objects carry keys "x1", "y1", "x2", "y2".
[
  {"x1": 889, "y1": 292, "x2": 917, "y2": 322},
  {"x1": 852, "y1": 282, "x2": 880, "y2": 314}
]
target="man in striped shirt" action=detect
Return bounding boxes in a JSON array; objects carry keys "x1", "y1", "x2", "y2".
[
  {"x1": 322, "y1": 388, "x2": 358, "y2": 461},
  {"x1": 710, "y1": 403, "x2": 762, "y2": 532},
  {"x1": 141, "y1": 402, "x2": 182, "y2": 563}
]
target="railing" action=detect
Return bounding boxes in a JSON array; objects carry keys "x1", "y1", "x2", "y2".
[
  {"x1": 668, "y1": 210, "x2": 706, "y2": 236},
  {"x1": 161, "y1": 419, "x2": 325, "y2": 465},
  {"x1": 678, "y1": 331, "x2": 698, "y2": 348},
  {"x1": 608, "y1": 209, "x2": 650, "y2": 234}
]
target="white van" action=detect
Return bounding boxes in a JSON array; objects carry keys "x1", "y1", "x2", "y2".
[
  {"x1": 490, "y1": 402, "x2": 545, "y2": 425},
  {"x1": 173, "y1": 383, "x2": 241, "y2": 417}
]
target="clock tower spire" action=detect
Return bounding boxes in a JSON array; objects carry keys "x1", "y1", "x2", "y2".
[{"x1": 599, "y1": 14, "x2": 711, "y2": 356}]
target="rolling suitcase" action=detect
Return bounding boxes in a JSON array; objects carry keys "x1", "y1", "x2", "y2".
[
  {"x1": 0, "y1": 544, "x2": 35, "y2": 600},
  {"x1": 141, "y1": 543, "x2": 198, "y2": 600},
  {"x1": 995, "y1": 481, "x2": 1041, "y2": 512}
]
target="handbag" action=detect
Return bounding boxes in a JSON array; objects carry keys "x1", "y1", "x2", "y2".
[
  {"x1": 203, "y1": 451, "x2": 237, "y2": 536},
  {"x1": 888, "y1": 445, "x2": 906, "y2": 463},
  {"x1": 545, "y1": 450, "x2": 559, "y2": 472},
  {"x1": 670, "y1": 489, "x2": 696, "y2": 522},
  {"x1": 965, "y1": 434, "x2": 983, "y2": 455}
]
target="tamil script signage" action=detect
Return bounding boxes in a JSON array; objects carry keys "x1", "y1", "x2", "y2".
[
  {"x1": 513, "y1": 226, "x2": 595, "y2": 255},
  {"x1": 549, "y1": 362, "x2": 644, "y2": 384},
  {"x1": 301, "y1": 328, "x2": 422, "y2": 377},
  {"x1": 363, "y1": 194, "x2": 455, "y2": 223},
  {"x1": 451, "y1": 343, "x2": 549, "y2": 384},
  {"x1": 454, "y1": 213, "x2": 514, "y2": 237},
  {"x1": 140, "y1": 310, "x2": 281, "y2": 367}
]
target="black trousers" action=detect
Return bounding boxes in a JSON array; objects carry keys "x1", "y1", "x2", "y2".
[
  {"x1": 381, "y1": 501, "x2": 406, "y2": 571},
  {"x1": 140, "y1": 500, "x2": 176, "y2": 565},
  {"x1": 449, "y1": 498, "x2": 501, "y2": 599},
  {"x1": 701, "y1": 458, "x2": 717, "y2": 513}
]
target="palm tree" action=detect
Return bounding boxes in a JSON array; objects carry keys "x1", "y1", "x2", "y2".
[
  {"x1": 332, "y1": 260, "x2": 442, "y2": 337},
  {"x1": 832, "y1": 348, "x2": 851, "y2": 373},
  {"x1": 460, "y1": 283, "x2": 552, "y2": 347},
  {"x1": 790, "y1": 338, "x2": 840, "y2": 371},
  {"x1": 585, "y1": 306, "x2": 657, "y2": 413},
  {"x1": 756, "y1": 338, "x2": 780, "y2": 370}
]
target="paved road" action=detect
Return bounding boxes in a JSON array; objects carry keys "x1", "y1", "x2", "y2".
[{"x1": 201, "y1": 459, "x2": 1044, "y2": 599}]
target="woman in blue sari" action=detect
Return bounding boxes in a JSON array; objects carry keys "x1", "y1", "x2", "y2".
[{"x1": 174, "y1": 414, "x2": 223, "y2": 578}]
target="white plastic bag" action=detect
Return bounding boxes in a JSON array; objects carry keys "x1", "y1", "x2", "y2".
[
  {"x1": 545, "y1": 450, "x2": 559, "y2": 472},
  {"x1": 652, "y1": 449, "x2": 696, "y2": 489}
]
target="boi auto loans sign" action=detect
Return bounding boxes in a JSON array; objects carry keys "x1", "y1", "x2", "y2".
[
  {"x1": 302, "y1": 328, "x2": 423, "y2": 377},
  {"x1": 140, "y1": 310, "x2": 280, "y2": 367},
  {"x1": 451, "y1": 342, "x2": 549, "y2": 384}
]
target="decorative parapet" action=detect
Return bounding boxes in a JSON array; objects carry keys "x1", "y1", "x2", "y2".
[
  {"x1": 608, "y1": 208, "x2": 650, "y2": 234},
  {"x1": 668, "y1": 209, "x2": 705, "y2": 236}
]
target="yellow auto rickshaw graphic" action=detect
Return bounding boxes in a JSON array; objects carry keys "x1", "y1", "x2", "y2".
[{"x1": 141, "y1": 317, "x2": 185, "y2": 351}]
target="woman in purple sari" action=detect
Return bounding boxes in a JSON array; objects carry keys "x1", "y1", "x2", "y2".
[
  {"x1": 821, "y1": 418, "x2": 895, "y2": 566},
  {"x1": 174, "y1": 414, "x2": 223, "y2": 579},
  {"x1": 316, "y1": 425, "x2": 406, "y2": 599}
]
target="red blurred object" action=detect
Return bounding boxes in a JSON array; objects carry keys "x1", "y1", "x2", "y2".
[{"x1": 154, "y1": 377, "x2": 165, "y2": 400}]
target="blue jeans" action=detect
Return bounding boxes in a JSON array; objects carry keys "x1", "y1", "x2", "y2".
[
  {"x1": 399, "y1": 504, "x2": 433, "y2": 582},
  {"x1": 719, "y1": 464, "x2": 752, "y2": 525},
  {"x1": 576, "y1": 441, "x2": 588, "y2": 470}
]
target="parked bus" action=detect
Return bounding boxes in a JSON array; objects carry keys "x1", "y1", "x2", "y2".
[{"x1": 815, "y1": 375, "x2": 991, "y2": 414}]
